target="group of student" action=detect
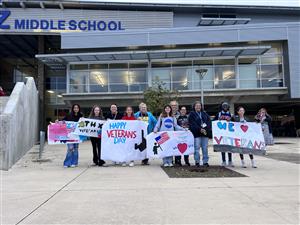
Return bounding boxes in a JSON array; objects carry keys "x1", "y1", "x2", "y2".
[{"x1": 59, "y1": 100, "x2": 274, "y2": 169}]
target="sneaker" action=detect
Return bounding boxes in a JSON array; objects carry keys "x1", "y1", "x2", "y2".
[
  {"x1": 141, "y1": 161, "x2": 150, "y2": 166},
  {"x1": 129, "y1": 162, "x2": 135, "y2": 167},
  {"x1": 185, "y1": 162, "x2": 191, "y2": 167},
  {"x1": 203, "y1": 163, "x2": 209, "y2": 167},
  {"x1": 221, "y1": 161, "x2": 227, "y2": 167},
  {"x1": 122, "y1": 162, "x2": 127, "y2": 167},
  {"x1": 168, "y1": 163, "x2": 173, "y2": 167},
  {"x1": 241, "y1": 160, "x2": 247, "y2": 168},
  {"x1": 195, "y1": 162, "x2": 200, "y2": 167},
  {"x1": 163, "y1": 163, "x2": 169, "y2": 167},
  {"x1": 251, "y1": 160, "x2": 257, "y2": 168},
  {"x1": 70, "y1": 165, "x2": 76, "y2": 168},
  {"x1": 228, "y1": 161, "x2": 235, "y2": 167},
  {"x1": 63, "y1": 165, "x2": 68, "y2": 168},
  {"x1": 174, "y1": 162, "x2": 182, "y2": 167}
]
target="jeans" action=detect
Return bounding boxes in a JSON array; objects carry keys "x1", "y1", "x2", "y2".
[
  {"x1": 63, "y1": 143, "x2": 79, "y2": 167},
  {"x1": 163, "y1": 156, "x2": 173, "y2": 164},
  {"x1": 194, "y1": 137, "x2": 209, "y2": 164}
]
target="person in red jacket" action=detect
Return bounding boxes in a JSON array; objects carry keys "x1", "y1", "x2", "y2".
[
  {"x1": 122, "y1": 106, "x2": 136, "y2": 166},
  {"x1": 0, "y1": 86, "x2": 6, "y2": 96}
]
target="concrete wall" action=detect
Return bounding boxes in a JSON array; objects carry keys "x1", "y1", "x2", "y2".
[{"x1": 0, "y1": 78, "x2": 38, "y2": 170}]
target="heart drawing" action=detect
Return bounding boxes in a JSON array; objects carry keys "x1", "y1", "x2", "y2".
[
  {"x1": 240, "y1": 125, "x2": 249, "y2": 133},
  {"x1": 177, "y1": 143, "x2": 188, "y2": 154}
]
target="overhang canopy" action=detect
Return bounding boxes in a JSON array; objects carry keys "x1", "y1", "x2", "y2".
[{"x1": 36, "y1": 45, "x2": 271, "y2": 69}]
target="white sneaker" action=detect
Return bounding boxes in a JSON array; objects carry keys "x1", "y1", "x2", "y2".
[
  {"x1": 70, "y1": 165, "x2": 76, "y2": 168},
  {"x1": 129, "y1": 162, "x2": 134, "y2": 167},
  {"x1": 64, "y1": 166, "x2": 68, "y2": 168},
  {"x1": 241, "y1": 160, "x2": 247, "y2": 168},
  {"x1": 228, "y1": 162, "x2": 234, "y2": 167},
  {"x1": 122, "y1": 162, "x2": 127, "y2": 167},
  {"x1": 112, "y1": 161, "x2": 119, "y2": 166},
  {"x1": 251, "y1": 160, "x2": 257, "y2": 168},
  {"x1": 163, "y1": 163, "x2": 169, "y2": 167},
  {"x1": 168, "y1": 163, "x2": 173, "y2": 167},
  {"x1": 221, "y1": 162, "x2": 227, "y2": 167}
]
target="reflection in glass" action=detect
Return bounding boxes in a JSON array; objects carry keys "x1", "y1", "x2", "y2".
[
  {"x1": 214, "y1": 66, "x2": 235, "y2": 89},
  {"x1": 90, "y1": 70, "x2": 108, "y2": 92}
]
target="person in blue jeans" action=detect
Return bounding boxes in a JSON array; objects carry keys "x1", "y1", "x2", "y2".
[
  {"x1": 154, "y1": 105, "x2": 185, "y2": 167},
  {"x1": 188, "y1": 101, "x2": 211, "y2": 167},
  {"x1": 61, "y1": 104, "x2": 83, "y2": 168}
]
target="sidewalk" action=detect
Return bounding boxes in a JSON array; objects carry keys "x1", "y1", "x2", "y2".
[{"x1": 1, "y1": 138, "x2": 299, "y2": 225}]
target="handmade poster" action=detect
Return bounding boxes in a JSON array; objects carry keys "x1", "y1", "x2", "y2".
[
  {"x1": 146, "y1": 131, "x2": 194, "y2": 159},
  {"x1": 48, "y1": 121, "x2": 81, "y2": 145},
  {"x1": 212, "y1": 121, "x2": 266, "y2": 155},
  {"x1": 101, "y1": 120, "x2": 148, "y2": 162},
  {"x1": 73, "y1": 118, "x2": 106, "y2": 137}
]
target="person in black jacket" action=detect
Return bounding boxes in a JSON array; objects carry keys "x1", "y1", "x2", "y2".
[
  {"x1": 105, "y1": 104, "x2": 123, "y2": 120},
  {"x1": 62, "y1": 104, "x2": 83, "y2": 168},
  {"x1": 214, "y1": 102, "x2": 234, "y2": 167},
  {"x1": 188, "y1": 101, "x2": 211, "y2": 167}
]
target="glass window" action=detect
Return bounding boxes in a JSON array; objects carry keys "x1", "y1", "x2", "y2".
[
  {"x1": 129, "y1": 62, "x2": 148, "y2": 69},
  {"x1": 262, "y1": 42, "x2": 282, "y2": 54},
  {"x1": 193, "y1": 59, "x2": 213, "y2": 66},
  {"x1": 214, "y1": 58, "x2": 235, "y2": 65},
  {"x1": 128, "y1": 69, "x2": 147, "y2": 92},
  {"x1": 260, "y1": 65, "x2": 283, "y2": 87},
  {"x1": 192, "y1": 67, "x2": 214, "y2": 90},
  {"x1": 69, "y1": 64, "x2": 88, "y2": 70},
  {"x1": 90, "y1": 70, "x2": 108, "y2": 92},
  {"x1": 109, "y1": 70, "x2": 129, "y2": 92},
  {"x1": 109, "y1": 63, "x2": 128, "y2": 69},
  {"x1": 151, "y1": 62, "x2": 172, "y2": 68},
  {"x1": 69, "y1": 70, "x2": 88, "y2": 93},
  {"x1": 239, "y1": 65, "x2": 259, "y2": 88},
  {"x1": 152, "y1": 68, "x2": 171, "y2": 90},
  {"x1": 238, "y1": 57, "x2": 259, "y2": 64},
  {"x1": 214, "y1": 66, "x2": 236, "y2": 89},
  {"x1": 172, "y1": 67, "x2": 192, "y2": 90},
  {"x1": 90, "y1": 64, "x2": 109, "y2": 70},
  {"x1": 261, "y1": 56, "x2": 282, "y2": 65},
  {"x1": 172, "y1": 61, "x2": 192, "y2": 67}
]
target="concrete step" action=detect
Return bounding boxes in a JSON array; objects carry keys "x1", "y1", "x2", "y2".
[{"x1": 0, "y1": 96, "x2": 9, "y2": 114}]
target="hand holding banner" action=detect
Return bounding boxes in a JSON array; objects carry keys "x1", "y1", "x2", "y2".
[
  {"x1": 48, "y1": 121, "x2": 81, "y2": 145},
  {"x1": 146, "y1": 131, "x2": 194, "y2": 159},
  {"x1": 74, "y1": 118, "x2": 106, "y2": 137},
  {"x1": 101, "y1": 120, "x2": 148, "y2": 162},
  {"x1": 212, "y1": 121, "x2": 266, "y2": 155}
]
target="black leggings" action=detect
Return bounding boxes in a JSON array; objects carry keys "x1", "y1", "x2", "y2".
[
  {"x1": 221, "y1": 152, "x2": 232, "y2": 162},
  {"x1": 240, "y1": 154, "x2": 254, "y2": 160},
  {"x1": 174, "y1": 155, "x2": 190, "y2": 164},
  {"x1": 90, "y1": 137, "x2": 105, "y2": 165}
]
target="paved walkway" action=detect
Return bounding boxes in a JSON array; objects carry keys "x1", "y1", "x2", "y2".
[{"x1": 1, "y1": 138, "x2": 299, "y2": 225}]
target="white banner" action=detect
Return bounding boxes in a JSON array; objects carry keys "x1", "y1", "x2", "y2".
[
  {"x1": 101, "y1": 120, "x2": 148, "y2": 162},
  {"x1": 146, "y1": 131, "x2": 194, "y2": 159},
  {"x1": 74, "y1": 118, "x2": 106, "y2": 138},
  {"x1": 212, "y1": 121, "x2": 266, "y2": 155}
]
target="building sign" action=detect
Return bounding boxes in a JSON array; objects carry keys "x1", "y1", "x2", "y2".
[{"x1": 0, "y1": 8, "x2": 173, "y2": 33}]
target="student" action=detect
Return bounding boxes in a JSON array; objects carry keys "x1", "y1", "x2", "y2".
[
  {"x1": 62, "y1": 104, "x2": 83, "y2": 168},
  {"x1": 105, "y1": 104, "x2": 123, "y2": 120},
  {"x1": 170, "y1": 100, "x2": 180, "y2": 119},
  {"x1": 122, "y1": 106, "x2": 136, "y2": 167},
  {"x1": 154, "y1": 105, "x2": 185, "y2": 167},
  {"x1": 214, "y1": 102, "x2": 234, "y2": 167},
  {"x1": 255, "y1": 108, "x2": 274, "y2": 146},
  {"x1": 234, "y1": 106, "x2": 257, "y2": 168},
  {"x1": 188, "y1": 101, "x2": 211, "y2": 167},
  {"x1": 89, "y1": 105, "x2": 106, "y2": 167},
  {"x1": 134, "y1": 102, "x2": 157, "y2": 165},
  {"x1": 175, "y1": 106, "x2": 190, "y2": 166}
]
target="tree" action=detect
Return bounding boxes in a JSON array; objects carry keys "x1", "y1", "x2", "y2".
[{"x1": 143, "y1": 80, "x2": 180, "y2": 116}]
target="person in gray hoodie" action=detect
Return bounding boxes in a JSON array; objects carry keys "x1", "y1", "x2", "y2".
[{"x1": 154, "y1": 105, "x2": 185, "y2": 167}]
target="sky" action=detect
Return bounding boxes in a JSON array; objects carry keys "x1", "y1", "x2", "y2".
[{"x1": 76, "y1": 0, "x2": 300, "y2": 8}]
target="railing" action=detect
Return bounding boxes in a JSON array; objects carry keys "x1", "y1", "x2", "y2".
[{"x1": 67, "y1": 78, "x2": 284, "y2": 93}]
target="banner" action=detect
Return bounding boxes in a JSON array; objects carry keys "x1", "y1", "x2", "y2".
[
  {"x1": 212, "y1": 121, "x2": 266, "y2": 155},
  {"x1": 74, "y1": 118, "x2": 106, "y2": 137},
  {"x1": 146, "y1": 131, "x2": 194, "y2": 159},
  {"x1": 48, "y1": 121, "x2": 81, "y2": 145},
  {"x1": 101, "y1": 120, "x2": 148, "y2": 162}
]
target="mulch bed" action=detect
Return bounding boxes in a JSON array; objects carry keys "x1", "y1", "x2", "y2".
[{"x1": 161, "y1": 165, "x2": 247, "y2": 178}]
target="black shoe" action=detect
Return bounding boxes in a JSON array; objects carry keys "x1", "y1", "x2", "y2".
[
  {"x1": 204, "y1": 163, "x2": 209, "y2": 167},
  {"x1": 185, "y1": 162, "x2": 191, "y2": 167},
  {"x1": 174, "y1": 162, "x2": 182, "y2": 167},
  {"x1": 195, "y1": 162, "x2": 200, "y2": 167},
  {"x1": 141, "y1": 159, "x2": 150, "y2": 165}
]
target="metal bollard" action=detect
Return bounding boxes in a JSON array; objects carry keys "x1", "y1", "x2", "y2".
[{"x1": 39, "y1": 131, "x2": 45, "y2": 160}]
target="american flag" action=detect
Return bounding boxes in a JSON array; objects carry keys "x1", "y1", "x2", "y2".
[{"x1": 155, "y1": 132, "x2": 170, "y2": 145}]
